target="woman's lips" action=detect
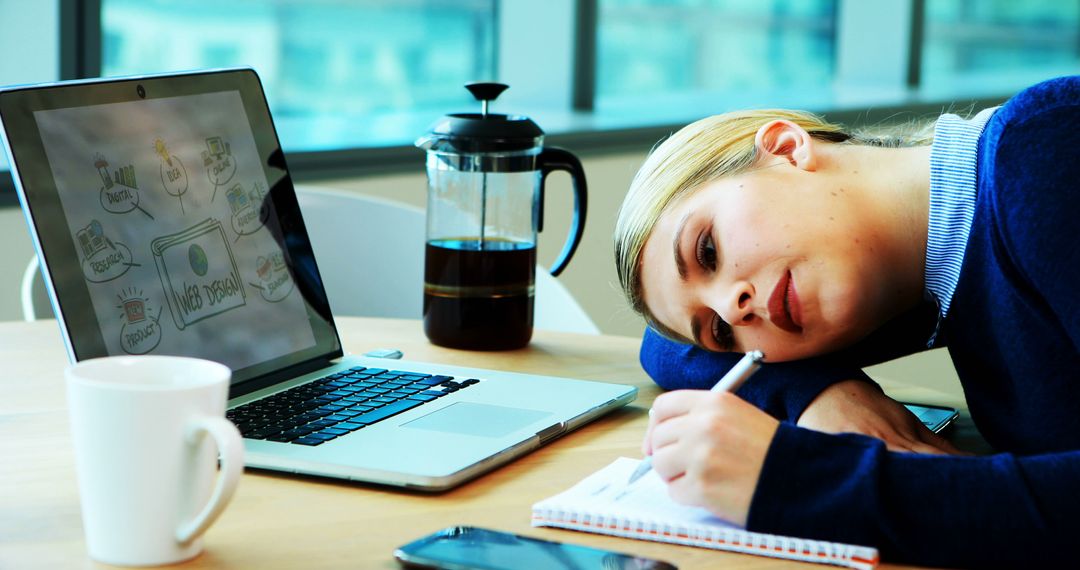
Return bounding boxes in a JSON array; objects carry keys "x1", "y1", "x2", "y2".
[
  {"x1": 786, "y1": 273, "x2": 803, "y2": 329},
  {"x1": 768, "y1": 270, "x2": 803, "y2": 333}
]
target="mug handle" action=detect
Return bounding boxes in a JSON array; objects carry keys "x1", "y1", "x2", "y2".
[
  {"x1": 538, "y1": 147, "x2": 588, "y2": 277},
  {"x1": 175, "y1": 416, "x2": 244, "y2": 544}
]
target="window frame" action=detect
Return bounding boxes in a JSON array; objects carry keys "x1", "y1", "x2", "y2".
[{"x1": 0, "y1": 0, "x2": 1070, "y2": 202}]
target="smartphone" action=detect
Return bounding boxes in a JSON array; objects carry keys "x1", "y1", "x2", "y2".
[
  {"x1": 394, "y1": 526, "x2": 678, "y2": 570},
  {"x1": 902, "y1": 402, "x2": 959, "y2": 433}
]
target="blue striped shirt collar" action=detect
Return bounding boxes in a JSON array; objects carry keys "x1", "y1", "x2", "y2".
[{"x1": 925, "y1": 107, "x2": 997, "y2": 329}]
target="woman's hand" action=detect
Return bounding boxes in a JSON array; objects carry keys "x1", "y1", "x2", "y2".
[
  {"x1": 797, "y1": 379, "x2": 963, "y2": 455},
  {"x1": 643, "y1": 390, "x2": 779, "y2": 526}
]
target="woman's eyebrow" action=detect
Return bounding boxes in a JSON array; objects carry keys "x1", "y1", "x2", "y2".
[{"x1": 673, "y1": 211, "x2": 692, "y2": 281}]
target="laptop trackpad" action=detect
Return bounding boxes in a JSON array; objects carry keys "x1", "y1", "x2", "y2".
[{"x1": 403, "y1": 402, "x2": 552, "y2": 438}]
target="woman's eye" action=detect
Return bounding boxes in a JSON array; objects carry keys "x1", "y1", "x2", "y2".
[
  {"x1": 711, "y1": 314, "x2": 735, "y2": 351},
  {"x1": 696, "y1": 231, "x2": 717, "y2": 271}
]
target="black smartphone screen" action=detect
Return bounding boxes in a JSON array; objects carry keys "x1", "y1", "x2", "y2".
[
  {"x1": 395, "y1": 526, "x2": 677, "y2": 570},
  {"x1": 902, "y1": 402, "x2": 959, "y2": 433}
]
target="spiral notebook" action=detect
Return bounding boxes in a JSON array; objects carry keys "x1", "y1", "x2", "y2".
[{"x1": 531, "y1": 457, "x2": 878, "y2": 569}]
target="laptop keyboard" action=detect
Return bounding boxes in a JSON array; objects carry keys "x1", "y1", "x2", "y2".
[{"x1": 226, "y1": 366, "x2": 479, "y2": 446}]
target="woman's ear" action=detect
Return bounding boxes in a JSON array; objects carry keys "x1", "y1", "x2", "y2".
[{"x1": 754, "y1": 120, "x2": 817, "y2": 171}]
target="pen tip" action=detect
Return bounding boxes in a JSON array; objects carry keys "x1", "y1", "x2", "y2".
[{"x1": 627, "y1": 459, "x2": 651, "y2": 485}]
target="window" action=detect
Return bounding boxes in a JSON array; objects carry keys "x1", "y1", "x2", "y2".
[
  {"x1": 3, "y1": 0, "x2": 1080, "y2": 184},
  {"x1": 923, "y1": 0, "x2": 1080, "y2": 90},
  {"x1": 0, "y1": 2, "x2": 61, "y2": 173},
  {"x1": 597, "y1": 0, "x2": 837, "y2": 106},
  {"x1": 101, "y1": 0, "x2": 497, "y2": 151}
]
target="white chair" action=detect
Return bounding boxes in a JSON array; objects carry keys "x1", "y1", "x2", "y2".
[
  {"x1": 21, "y1": 255, "x2": 51, "y2": 322},
  {"x1": 294, "y1": 185, "x2": 599, "y2": 334},
  {"x1": 21, "y1": 186, "x2": 600, "y2": 333}
]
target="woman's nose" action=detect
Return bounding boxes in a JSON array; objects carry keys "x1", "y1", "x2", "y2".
[{"x1": 714, "y1": 282, "x2": 755, "y2": 327}]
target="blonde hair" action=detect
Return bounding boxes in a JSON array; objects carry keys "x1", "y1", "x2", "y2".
[{"x1": 614, "y1": 109, "x2": 935, "y2": 343}]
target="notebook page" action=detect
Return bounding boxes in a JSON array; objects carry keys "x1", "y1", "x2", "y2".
[
  {"x1": 532, "y1": 457, "x2": 879, "y2": 570},
  {"x1": 536, "y1": 457, "x2": 736, "y2": 529}
]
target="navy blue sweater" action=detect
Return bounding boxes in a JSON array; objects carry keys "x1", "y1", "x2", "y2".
[{"x1": 640, "y1": 77, "x2": 1080, "y2": 567}]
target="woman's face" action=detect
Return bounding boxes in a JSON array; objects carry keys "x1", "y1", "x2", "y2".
[{"x1": 639, "y1": 163, "x2": 906, "y2": 362}]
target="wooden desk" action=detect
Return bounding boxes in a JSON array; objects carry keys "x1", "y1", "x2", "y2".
[{"x1": 0, "y1": 318, "x2": 945, "y2": 570}]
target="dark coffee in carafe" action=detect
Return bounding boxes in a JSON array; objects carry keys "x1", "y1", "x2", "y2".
[
  {"x1": 416, "y1": 83, "x2": 587, "y2": 350},
  {"x1": 423, "y1": 239, "x2": 536, "y2": 350}
]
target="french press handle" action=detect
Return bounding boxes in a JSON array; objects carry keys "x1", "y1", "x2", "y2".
[{"x1": 537, "y1": 147, "x2": 588, "y2": 277}]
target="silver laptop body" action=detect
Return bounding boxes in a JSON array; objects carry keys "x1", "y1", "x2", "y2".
[{"x1": 0, "y1": 68, "x2": 636, "y2": 491}]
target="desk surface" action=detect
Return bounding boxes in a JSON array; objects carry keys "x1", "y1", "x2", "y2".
[{"x1": 0, "y1": 317, "x2": 954, "y2": 570}]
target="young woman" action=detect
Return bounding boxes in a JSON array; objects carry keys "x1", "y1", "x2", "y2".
[{"x1": 613, "y1": 76, "x2": 1079, "y2": 567}]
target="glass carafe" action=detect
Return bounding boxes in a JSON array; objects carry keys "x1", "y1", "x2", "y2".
[{"x1": 415, "y1": 83, "x2": 587, "y2": 350}]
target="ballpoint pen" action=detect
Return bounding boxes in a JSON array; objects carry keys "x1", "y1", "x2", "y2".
[{"x1": 627, "y1": 349, "x2": 765, "y2": 485}]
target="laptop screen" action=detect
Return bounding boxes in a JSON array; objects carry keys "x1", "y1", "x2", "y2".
[{"x1": 0, "y1": 69, "x2": 341, "y2": 391}]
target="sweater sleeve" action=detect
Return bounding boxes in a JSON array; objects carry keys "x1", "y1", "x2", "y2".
[
  {"x1": 639, "y1": 302, "x2": 938, "y2": 421},
  {"x1": 641, "y1": 328, "x2": 868, "y2": 421},
  {"x1": 748, "y1": 424, "x2": 1080, "y2": 568},
  {"x1": 981, "y1": 77, "x2": 1080, "y2": 349}
]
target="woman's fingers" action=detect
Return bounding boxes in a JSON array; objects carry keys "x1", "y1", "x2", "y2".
[
  {"x1": 642, "y1": 390, "x2": 718, "y2": 456},
  {"x1": 885, "y1": 440, "x2": 944, "y2": 455},
  {"x1": 924, "y1": 430, "x2": 963, "y2": 453},
  {"x1": 909, "y1": 442, "x2": 951, "y2": 455},
  {"x1": 649, "y1": 414, "x2": 690, "y2": 454},
  {"x1": 918, "y1": 428, "x2": 970, "y2": 456},
  {"x1": 651, "y1": 390, "x2": 718, "y2": 421},
  {"x1": 647, "y1": 393, "x2": 779, "y2": 526},
  {"x1": 649, "y1": 440, "x2": 688, "y2": 483}
]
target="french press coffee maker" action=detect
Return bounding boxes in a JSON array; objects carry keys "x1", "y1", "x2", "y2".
[{"x1": 415, "y1": 83, "x2": 587, "y2": 350}]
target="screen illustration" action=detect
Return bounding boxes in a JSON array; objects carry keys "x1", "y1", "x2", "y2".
[
  {"x1": 154, "y1": 138, "x2": 189, "y2": 214},
  {"x1": 152, "y1": 218, "x2": 245, "y2": 330},
  {"x1": 95, "y1": 153, "x2": 153, "y2": 219},
  {"x1": 226, "y1": 180, "x2": 268, "y2": 238},
  {"x1": 75, "y1": 219, "x2": 139, "y2": 283},
  {"x1": 203, "y1": 135, "x2": 237, "y2": 197},
  {"x1": 115, "y1": 286, "x2": 163, "y2": 354},
  {"x1": 33, "y1": 90, "x2": 318, "y2": 370},
  {"x1": 250, "y1": 250, "x2": 294, "y2": 303}
]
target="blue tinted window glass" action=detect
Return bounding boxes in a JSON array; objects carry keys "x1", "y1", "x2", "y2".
[
  {"x1": 923, "y1": 0, "x2": 1080, "y2": 85},
  {"x1": 597, "y1": 0, "x2": 837, "y2": 103},
  {"x1": 101, "y1": 0, "x2": 496, "y2": 133}
]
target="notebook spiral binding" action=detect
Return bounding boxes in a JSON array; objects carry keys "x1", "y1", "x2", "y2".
[{"x1": 531, "y1": 505, "x2": 879, "y2": 570}]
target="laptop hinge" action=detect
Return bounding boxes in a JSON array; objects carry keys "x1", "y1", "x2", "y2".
[
  {"x1": 536, "y1": 422, "x2": 567, "y2": 445},
  {"x1": 228, "y1": 354, "x2": 340, "y2": 399}
]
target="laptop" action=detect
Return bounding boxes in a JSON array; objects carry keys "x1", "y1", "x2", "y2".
[{"x1": 0, "y1": 68, "x2": 636, "y2": 491}]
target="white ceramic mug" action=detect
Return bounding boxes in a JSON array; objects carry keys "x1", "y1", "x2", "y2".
[{"x1": 66, "y1": 355, "x2": 243, "y2": 566}]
